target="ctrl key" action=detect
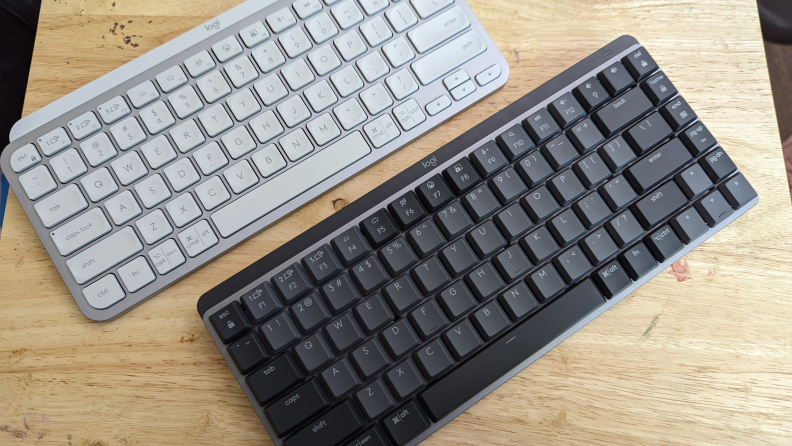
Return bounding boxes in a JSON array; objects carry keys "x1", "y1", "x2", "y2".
[
  {"x1": 246, "y1": 353, "x2": 304, "y2": 406},
  {"x1": 381, "y1": 400, "x2": 431, "y2": 446}
]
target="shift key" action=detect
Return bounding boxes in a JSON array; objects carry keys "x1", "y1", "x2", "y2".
[
  {"x1": 625, "y1": 139, "x2": 692, "y2": 194},
  {"x1": 592, "y1": 88, "x2": 653, "y2": 137},
  {"x1": 631, "y1": 181, "x2": 688, "y2": 229}
]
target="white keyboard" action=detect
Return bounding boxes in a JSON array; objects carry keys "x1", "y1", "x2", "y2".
[{"x1": 0, "y1": 0, "x2": 508, "y2": 320}]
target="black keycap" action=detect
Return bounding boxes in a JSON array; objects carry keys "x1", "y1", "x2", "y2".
[
  {"x1": 624, "y1": 112, "x2": 672, "y2": 155},
  {"x1": 411, "y1": 256, "x2": 451, "y2": 295},
  {"x1": 434, "y1": 201, "x2": 473, "y2": 239},
  {"x1": 438, "y1": 281, "x2": 477, "y2": 320},
  {"x1": 498, "y1": 282, "x2": 538, "y2": 320},
  {"x1": 593, "y1": 88, "x2": 653, "y2": 137},
  {"x1": 625, "y1": 138, "x2": 692, "y2": 194},
  {"x1": 383, "y1": 275, "x2": 423, "y2": 316},
  {"x1": 302, "y1": 244, "x2": 342, "y2": 285},
  {"x1": 718, "y1": 173, "x2": 757, "y2": 209},
  {"x1": 618, "y1": 243, "x2": 656, "y2": 280},
  {"x1": 675, "y1": 163, "x2": 712, "y2": 199},
  {"x1": 228, "y1": 332, "x2": 269, "y2": 374},
  {"x1": 346, "y1": 427, "x2": 389, "y2": 446},
  {"x1": 265, "y1": 379, "x2": 331, "y2": 436},
  {"x1": 261, "y1": 313, "x2": 301, "y2": 353},
  {"x1": 466, "y1": 221, "x2": 506, "y2": 258},
  {"x1": 567, "y1": 118, "x2": 604, "y2": 154},
  {"x1": 294, "y1": 333, "x2": 335, "y2": 374},
  {"x1": 522, "y1": 108, "x2": 561, "y2": 144},
  {"x1": 419, "y1": 280, "x2": 604, "y2": 422},
  {"x1": 519, "y1": 227, "x2": 559, "y2": 264},
  {"x1": 541, "y1": 134, "x2": 579, "y2": 170},
  {"x1": 210, "y1": 301, "x2": 252, "y2": 344},
  {"x1": 548, "y1": 170, "x2": 586, "y2": 206},
  {"x1": 443, "y1": 157, "x2": 481, "y2": 195},
  {"x1": 462, "y1": 184, "x2": 501, "y2": 221},
  {"x1": 381, "y1": 319, "x2": 420, "y2": 358},
  {"x1": 324, "y1": 313, "x2": 364, "y2": 353},
  {"x1": 622, "y1": 47, "x2": 658, "y2": 80},
  {"x1": 465, "y1": 262, "x2": 505, "y2": 301},
  {"x1": 695, "y1": 190, "x2": 734, "y2": 227},
  {"x1": 494, "y1": 204, "x2": 534, "y2": 241},
  {"x1": 385, "y1": 359, "x2": 425, "y2": 400},
  {"x1": 574, "y1": 77, "x2": 610, "y2": 111},
  {"x1": 598, "y1": 61, "x2": 635, "y2": 95},
  {"x1": 246, "y1": 352, "x2": 303, "y2": 405},
  {"x1": 321, "y1": 273, "x2": 362, "y2": 314},
  {"x1": 645, "y1": 224, "x2": 683, "y2": 262},
  {"x1": 700, "y1": 147, "x2": 737, "y2": 182},
  {"x1": 287, "y1": 400, "x2": 365, "y2": 446},
  {"x1": 516, "y1": 150, "x2": 554, "y2": 187},
  {"x1": 488, "y1": 167, "x2": 527, "y2": 204},
  {"x1": 520, "y1": 185, "x2": 559, "y2": 223},
  {"x1": 410, "y1": 299, "x2": 449, "y2": 339},
  {"x1": 241, "y1": 281, "x2": 283, "y2": 324},
  {"x1": 632, "y1": 181, "x2": 688, "y2": 229},
  {"x1": 273, "y1": 263, "x2": 313, "y2": 304},
  {"x1": 355, "y1": 379, "x2": 395, "y2": 420},
  {"x1": 361, "y1": 209, "x2": 399, "y2": 248},
  {"x1": 553, "y1": 246, "x2": 592, "y2": 283},
  {"x1": 526, "y1": 264, "x2": 566, "y2": 302},
  {"x1": 470, "y1": 141, "x2": 508, "y2": 178},
  {"x1": 388, "y1": 191, "x2": 427, "y2": 229},
  {"x1": 471, "y1": 300, "x2": 510, "y2": 340},
  {"x1": 573, "y1": 152, "x2": 611, "y2": 189},
  {"x1": 354, "y1": 294, "x2": 394, "y2": 334},
  {"x1": 581, "y1": 227, "x2": 618, "y2": 265},
  {"x1": 417, "y1": 175, "x2": 454, "y2": 212},
  {"x1": 381, "y1": 401, "x2": 431, "y2": 446},
  {"x1": 351, "y1": 338, "x2": 390, "y2": 378},
  {"x1": 680, "y1": 122, "x2": 717, "y2": 156},
  {"x1": 641, "y1": 70, "x2": 677, "y2": 105},
  {"x1": 439, "y1": 239, "x2": 479, "y2": 277},
  {"x1": 600, "y1": 175, "x2": 637, "y2": 211},
  {"x1": 572, "y1": 192, "x2": 612, "y2": 228},
  {"x1": 598, "y1": 136, "x2": 636, "y2": 172},
  {"x1": 351, "y1": 255, "x2": 390, "y2": 295},
  {"x1": 379, "y1": 236, "x2": 418, "y2": 276},
  {"x1": 605, "y1": 209, "x2": 644, "y2": 247},
  {"x1": 670, "y1": 207, "x2": 708, "y2": 244},
  {"x1": 593, "y1": 259, "x2": 632, "y2": 299},
  {"x1": 415, "y1": 339, "x2": 454, "y2": 379},
  {"x1": 549, "y1": 92, "x2": 585, "y2": 128},
  {"x1": 660, "y1": 96, "x2": 696, "y2": 131},
  {"x1": 332, "y1": 226, "x2": 372, "y2": 266},
  {"x1": 407, "y1": 219, "x2": 446, "y2": 257},
  {"x1": 493, "y1": 244, "x2": 532, "y2": 282},
  {"x1": 442, "y1": 319, "x2": 482, "y2": 359},
  {"x1": 547, "y1": 209, "x2": 586, "y2": 246},
  {"x1": 496, "y1": 124, "x2": 536, "y2": 160},
  {"x1": 291, "y1": 293, "x2": 331, "y2": 333}
]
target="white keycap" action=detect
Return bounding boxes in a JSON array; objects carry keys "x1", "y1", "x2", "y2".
[
  {"x1": 363, "y1": 114, "x2": 401, "y2": 148},
  {"x1": 239, "y1": 21, "x2": 271, "y2": 48},
  {"x1": 141, "y1": 136, "x2": 177, "y2": 169},
  {"x1": 197, "y1": 71, "x2": 232, "y2": 104},
  {"x1": 212, "y1": 35, "x2": 244, "y2": 63},
  {"x1": 252, "y1": 145, "x2": 287, "y2": 178},
  {"x1": 118, "y1": 257, "x2": 156, "y2": 292},
  {"x1": 267, "y1": 7, "x2": 298, "y2": 33},
  {"x1": 196, "y1": 176, "x2": 231, "y2": 210},
  {"x1": 280, "y1": 27, "x2": 313, "y2": 59},
  {"x1": 38, "y1": 127, "x2": 71, "y2": 156},
  {"x1": 331, "y1": 65, "x2": 364, "y2": 97},
  {"x1": 383, "y1": 37, "x2": 415, "y2": 68},
  {"x1": 52, "y1": 148, "x2": 88, "y2": 183},
  {"x1": 385, "y1": 2, "x2": 418, "y2": 32},
  {"x1": 166, "y1": 193, "x2": 202, "y2": 227},
  {"x1": 67, "y1": 226, "x2": 143, "y2": 284},
  {"x1": 475, "y1": 64, "x2": 501, "y2": 86},
  {"x1": 34, "y1": 184, "x2": 88, "y2": 228},
  {"x1": 293, "y1": 0, "x2": 323, "y2": 19},
  {"x1": 386, "y1": 69, "x2": 419, "y2": 100},
  {"x1": 411, "y1": 30, "x2": 485, "y2": 85},
  {"x1": 83, "y1": 275, "x2": 125, "y2": 309},
  {"x1": 223, "y1": 160, "x2": 259, "y2": 193},
  {"x1": 443, "y1": 69, "x2": 469, "y2": 90},
  {"x1": 198, "y1": 104, "x2": 234, "y2": 137},
  {"x1": 135, "y1": 174, "x2": 172, "y2": 208},
  {"x1": 67, "y1": 111, "x2": 102, "y2": 140},
  {"x1": 140, "y1": 101, "x2": 176, "y2": 134},
  {"x1": 164, "y1": 158, "x2": 200, "y2": 192},
  {"x1": 250, "y1": 110, "x2": 285, "y2": 143},
  {"x1": 252, "y1": 41, "x2": 286, "y2": 73},
  {"x1": 280, "y1": 129, "x2": 314, "y2": 161},
  {"x1": 254, "y1": 73, "x2": 289, "y2": 106},
  {"x1": 408, "y1": 6, "x2": 469, "y2": 53},
  {"x1": 148, "y1": 239, "x2": 186, "y2": 275},
  {"x1": 110, "y1": 117, "x2": 147, "y2": 150},
  {"x1": 360, "y1": 83, "x2": 393, "y2": 115},
  {"x1": 334, "y1": 31, "x2": 366, "y2": 61},
  {"x1": 277, "y1": 95, "x2": 312, "y2": 128},
  {"x1": 97, "y1": 96, "x2": 132, "y2": 125},
  {"x1": 221, "y1": 126, "x2": 257, "y2": 159},
  {"x1": 111, "y1": 151, "x2": 148, "y2": 185},
  {"x1": 80, "y1": 132, "x2": 117, "y2": 167},
  {"x1": 169, "y1": 85, "x2": 204, "y2": 119},
  {"x1": 306, "y1": 13, "x2": 339, "y2": 44},
  {"x1": 359, "y1": 0, "x2": 388, "y2": 15},
  {"x1": 357, "y1": 51, "x2": 390, "y2": 82},
  {"x1": 127, "y1": 80, "x2": 160, "y2": 109},
  {"x1": 50, "y1": 207, "x2": 111, "y2": 256},
  {"x1": 227, "y1": 89, "x2": 261, "y2": 121},
  {"x1": 333, "y1": 98, "x2": 368, "y2": 130},
  {"x1": 184, "y1": 50, "x2": 216, "y2": 77},
  {"x1": 106, "y1": 190, "x2": 142, "y2": 225},
  {"x1": 10, "y1": 144, "x2": 41, "y2": 173},
  {"x1": 225, "y1": 55, "x2": 259, "y2": 88},
  {"x1": 19, "y1": 165, "x2": 57, "y2": 200},
  {"x1": 136, "y1": 209, "x2": 173, "y2": 244},
  {"x1": 410, "y1": 0, "x2": 453, "y2": 19},
  {"x1": 213, "y1": 131, "x2": 371, "y2": 237},
  {"x1": 307, "y1": 113, "x2": 342, "y2": 145},
  {"x1": 360, "y1": 16, "x2": 393, "y2": 47},
  {"x1": 393, "y1": 98, "x2": 426, "y2": 131},
  {"x1": 81, "y1": 168, "x2": 118, "y2": 202},
  {"x1": 194, "y1": 141, "x2": 229, "y2": 174},
  {"x1": 282, "y1": 59, "x2": 315, "y2": 90},
  {"x1": 332, "y1": 0, "x2": 364, "y2": 30},
  {"x1": 156, "y1": 65, "x2": 189, "y2": 93},
  {"x1": 425, "y1": 94, "x2": 451, "y2": 116},
  {"x1": 324, "y1": 0, "x2": 343, "y2": 4},
  {"x1": 170, "y1": 120, "x2": 206, "y2": 153},
  {"x1": 450, "y1": 79, "x2": 476, "y2": 100},
  {"x1": 305, "y1": 80, "x2": 339, "y2": 112},
  {"x1": 308, "y1": 44, "x2": 342, "y2": 76},
  {"x1": 178, "y1": 220, "x2": 219, "y2": 257}
]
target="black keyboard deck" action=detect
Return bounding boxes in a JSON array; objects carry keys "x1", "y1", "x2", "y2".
[{"x1": 197, "y1": 35, "x2": 758, "y2": 446}]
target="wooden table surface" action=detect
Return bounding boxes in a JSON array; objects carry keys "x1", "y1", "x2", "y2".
[{"x1": 2, "y1": 0, "x2": 791, "y2": 444}]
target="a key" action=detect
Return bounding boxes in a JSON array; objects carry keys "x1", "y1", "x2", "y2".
[
  {"x1": 379, "y1": 236, "x2": 419, "y2": 276},
  {"x1": 593, "y1": 259, "x2": 632, "y2": 298},
  {"x1": 597, "y1": 61, "x2": 634, "y2": 95},
  {"x1": 599, "y1": 175, "x2": 637, "y2": 211},
  {"x1": 547, "y1": 209, "x2": 586, "y2": 246},
  {"x1": 572, "y1": 192, "x2": 612, "y2": 228},
  {"x1": 625, "y1": 139, "x2": 692, "y2": 194},
  {"x1": 361, "y1": 209, "x2": 399, "y2": 248},
  {"x1": 645, "y1": 225, "x2": 683, "y2": 262},
  {"x1": 410, "y1": 300, "x2": 449, "y2": 339},
  {"x1": 210, "y1": 301, "x2": 252, "y2": 343},
  {"x1": 322, "y1": 273, "x2": 362, "y2": 313},
  {"x1": 469, "y1": 141, "x2": 508, "y2": 178},
  {"x1": 548, "y1": 170, "x2": 586, "y2": 205},
  {"x1": 320, "y1": 358, "x2": 361, "y2": 399},
  {"x1": 553, "y1": 246, "x2": 592, "y2": 283},
  {"x1": 680, "y1": 122, "x2": 717, "y2": 156},
  {"x1": 541, "y1": 134, "x2": 579, "y2": 170},
  {"x1": 675, "y1": 163, "x2": 713, "y2": 199},
  {"x1": 624, "y1": 112, "x2": 672, "y2": 155},
  {"x1": 355, "y1": 379, "x2": 395, "y2": 420},
  {"x1": 581, "y1": 228, "x2": 618, "y2": 265},
  {"x1": 493, "y1": 204, "x2": 534, "y2": 241},
  {"x1": 241, "y1": 281, "x2": 283, "y2": 323},
  {"x1": 718, "y1": 173, "x2": 757, "y2": 209},
  {"x1": 351, "y1": 338, "x2": 391, "y2": 378},
  {"x1": 605, "y1": 210, "x2": 645, "y2": 247},
  {"x1": 294, "y1": 333, "x2": 335, "y2": 374},
  {"x1": 385, "y1": 359, "x2": 425, "y2": 400},
  {"x1": 549, "y1": 92, "x2": 585, "y2": 128},
  {"x1": 464, "y1": 262, "x2": 505, "y2": 301},
  {"x1": 525, "y1": 264, "x2": 566, "y2": 302},
  {"x1": 265, "y1": 379, "x2": 330, "y2": 436},
  {"x1": 493, "y1": 244, "x2": 532, "y2": 282},
  {"x1": 324, "y1": 313, "x2": 364, "y2": 353},
  {"x1": 389, "y1": 191, "x2": 427, "y2": 229},
  {"x1": 670, "y1": 207, "x2": 708, "y2": 244},
  {"x1": 567, "y1": 118, "x2": 604, "y2": 154},
  {"x1": 498, "y1": 282, "x2": 538, "y2": 320},
  {"x1": 522, "y1": 108, "x2": 560, "y2": 144},
  {"x1": 228, "y1": 332, "x2": 269, "y2": 374},
  {"x1": 408, "y1": 219, "x2": 446, "y2": 257},
  {"x1": 381, "y1": 319, "x2": 420, "y2": 358},
  {"x1": 515, "y1": 150, "x2": 554, "y2": 187},
  {"x1": 462, "y1": 184, "x2": 501, "y2": 221},
  {"x1": 520, "y1": 227, "x2": 560, "y2": 264},
  {"x1": 442, "y1": 319, "x2": 482, "y2": 359},
  {"x1": 411, "y1": 257, "x2": 451, "y2": 295},
  {"x1": 660, "y1": 96, "x2": 697, "y2": 131},
  {"x1": 443, "y1": 157, "x2": 481, "y2": 194},
  {"x1": 303, "y1": 244, "x2": 343, "y2": 284},
  {"x1": 598, "y1": 136, "x2": 636, "y2": 172},
  {"x1": 383, "y1": 275, "x2": 423, "y2": 316},
  {"x1": 291, "y1": 293, "x2": 331, "y2": 333},
  {"x1": 593, "y1": 87, "x2": 653, "y2": 137},
  {"x1": 333, "y1": 226, "x2": 373, "y2": 266},
  {"x1": 273, "y1": 263, "x2": 313, "y2": 303},
  {"x1": 416, "y1": 175, "x2": 454, "y2": 211},
  {"x1": 618, "y1": 242, "x2": 656, "y2": 280},
  {"x1": 246, "y1": 352, "x2": 304, "y2": 405},
  {"x1": 286, "y1": 401, "x2": 365, "y2": 446},
  {"x1": 438, "y1": 281, "x2": 477, "y2": 320},
  {"x1": 351, "y1": 255, "x2": 390, "y2": 295},
  {"x1": 488, "y1": 167, "x2": 527, "y2": 204},
  {"x1": 632, "y1": 181, "x2": 688, "y2": 229},
  {"x1": 466, "y1": 221, "x2": 506, "y2": 258},
  {"x1": 260, "y1": 313, "x2": 301, "y2": 353},
  {"x1": 695, "y1": 190, "x2": 734, "y2": 227},
  {"x1": 471, "y1": 300, "x2": 510, "y2": 340},
  {"x1": 438, "y1": 239, "x2": 478, "y2": 277},
  {"x1": 700, "y1": 147, "x2": 737, "y2": 182},
  {"x1": 496, "y1": 124, "x2": 536, "y2": 161},
  {"x1": 574, "y1": 77, "x2": 610, "y2": 111},
  {"x1": 415, "y1": 339, "x2": 454, "y2": 379},
  {"x1": 354, "y1": 294, "x2": 394, "y2": 334},
  {"x1": 434, "y1": 201, "x2": 473, "y2": 239}
]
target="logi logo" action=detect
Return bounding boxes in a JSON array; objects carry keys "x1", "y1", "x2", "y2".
[
  {"x1": 422, "y1": 155, "x2": 437, "y2": 169},
  {"x1": 204, "y1": 19, "x2": 221, "y2": 32}
]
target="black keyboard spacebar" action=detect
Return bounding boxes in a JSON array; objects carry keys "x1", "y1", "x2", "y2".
[{"x1": 418, "y1": 280, "x2": 605, "y2": 421}]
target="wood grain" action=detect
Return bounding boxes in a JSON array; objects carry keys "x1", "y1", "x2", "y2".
[{"x1": 2, "y1": 0, "x2": 791, "y2": 444}]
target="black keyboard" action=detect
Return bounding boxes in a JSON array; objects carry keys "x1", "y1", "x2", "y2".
[{"x1": 197, "y1": 36, "x2": 758, "y2": 446}]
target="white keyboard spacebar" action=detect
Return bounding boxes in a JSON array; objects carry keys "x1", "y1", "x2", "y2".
[{"x1": 212, "y1": 131, "x2": 371, "y2": 238}]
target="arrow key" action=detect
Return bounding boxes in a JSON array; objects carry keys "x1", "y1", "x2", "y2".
[
  {"x1": 674, "y1": 164, "x2": 713, "y2": 199},
  {"x1": 670, "y1": 207, "x2": 708, "y2": 244},
  {"x1": 694, "y1": 190, "x2": 734, "y2": 227}
]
